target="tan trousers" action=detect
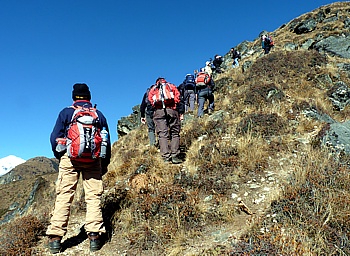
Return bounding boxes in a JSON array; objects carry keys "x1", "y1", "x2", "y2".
[{"x1": 46, "y1": 154, "x2": 105, "y2": 237}]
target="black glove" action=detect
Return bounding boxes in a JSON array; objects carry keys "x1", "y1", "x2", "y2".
[
  {"x1": 54, "y1": 150, "x2": 66, "y2": 160},
  {"x1": 102, "y1": 166, "x2": 108, "y2": 176}
]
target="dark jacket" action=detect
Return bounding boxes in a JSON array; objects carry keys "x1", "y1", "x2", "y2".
[
  {"x1": 213, "y1": 57, "x2": 223, "y2": 68},
  {"x1": 50, "y1": 100, "x2": 111, "y2": 168},
  {"x1": 140, "y1": 86, "x2": 155, "y2": 118},
  {"x1": 231, "y1": 49, "x2": 241, "y2": 59},
  {"x1": 176, "y1": 84, "x2": 186, "y2": 114}
]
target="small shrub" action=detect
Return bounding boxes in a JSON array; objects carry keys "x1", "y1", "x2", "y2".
[
  {"x1": 236, "y1": 113, "x2": 287, "y2": 137},
  {"x1": 244, "y1": 83, "x2": 285, "y2": 106},
  {"x1": 0, "y1": 215, "x2": 45, "y2": 256}
]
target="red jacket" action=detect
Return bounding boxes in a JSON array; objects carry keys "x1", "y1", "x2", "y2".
[{"x1": 148, "y1": 82, "x2": 180, "y2": 110}]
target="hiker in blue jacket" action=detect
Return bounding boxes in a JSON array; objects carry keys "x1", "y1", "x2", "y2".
[
  {"x1": 261, "y1": 35, "x2": 273, "y2": 54},
  {"x1": 140, "y1": 84, "x2": 157, "y2": 146},
  {"x1": 47, "y1": 83, "x2": 111, "y2": 254},
  {"x1": 178, "y1": 74, "x2": 197, "y2": 113}
]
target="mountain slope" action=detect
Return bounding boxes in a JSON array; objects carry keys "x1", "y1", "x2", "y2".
[
  {"x1": 1, "y1": 2, "x2": 350, "y2": 255},
  {"x1": 0, "y1": 155, "x2": 25, "y2": 176}
]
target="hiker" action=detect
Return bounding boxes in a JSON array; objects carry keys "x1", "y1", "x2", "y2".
[
  {"x1": 140, "y1": 84, "x2": 157, "y2": 146},
  {"x1": 178, "y1": 74, "x2": 197, "y2": 113},
  {"x1": 261, "y1": 35, "x2": 274, "y2": 54},
  {"x1": 46, "y1": 83, "x2": 111, "y2": 254},
  {"x1": 204, "y1": 61, "x2": 213, "y2": 76},
  {"x1": 212, "y1": 54, "x2": 224, "y2": 73},
  {"x1": 148, "y1": 77, "x2": 183, "y2": 164},
  {"x1": 230, "y1": 47, "x2": 241, "y2": 68},
  {"x1": 195, "y1": 72, "x2": 215, "y2": 117}
]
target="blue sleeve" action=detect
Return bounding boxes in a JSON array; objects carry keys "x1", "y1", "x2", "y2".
[{"x1": 50, "y1": 107, "x2": 73, "y2": 159}]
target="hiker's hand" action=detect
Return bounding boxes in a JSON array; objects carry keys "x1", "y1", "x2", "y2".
[
  {"x1": 141, "y1": 117, "x2": 146, "y2": 124},
  {"x1": 180, "y1": 114, "x2": 184, "y2": 121}
]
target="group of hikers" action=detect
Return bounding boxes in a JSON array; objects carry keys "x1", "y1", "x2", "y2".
[
  {"x1": 45, "y1": 33, "x2": 275, "y2": 254},
  {"x1": 46, "y1": 76, "x2": 217, "y2": 254},
  {"x1": 140, "y1": 71, "x2": 216, "y2": 164}
]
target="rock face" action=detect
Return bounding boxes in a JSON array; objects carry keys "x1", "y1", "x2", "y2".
[
  {"x1": 117, "y1": 105, "x2": 141, "y2": 137},
  {"x1": 313, "y1": 35, "x2": 350, "y2": 59},
  {"x1": 321, "y1": 121, "x2": 350, "y2": 156},
  {"x1": 293, "y1": 18, "x2": 317, "y2": 34}
]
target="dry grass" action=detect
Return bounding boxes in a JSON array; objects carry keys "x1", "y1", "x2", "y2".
[
  {"x1": 103, "y1": 47, "x2": 349, "y2": 255},
  {"x1": 99, "y1": 25, "x2": 350, "y2": 253}
]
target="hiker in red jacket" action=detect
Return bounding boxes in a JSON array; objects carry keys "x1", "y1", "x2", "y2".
[{"x1": 148, "y1": 77, "x2": 183, "y2": 164}]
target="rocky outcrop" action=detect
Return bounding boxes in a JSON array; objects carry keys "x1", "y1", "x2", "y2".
[
  {"x1": 293, "y1": 18, "x2": 317, "y2": 34},
  {"x1": 117, "y1": 105, "x2": 141, "y2": 137},
  {"x1": 312, "y1": 35, "x2": 350, "y2": 59},
  {"x1": 327, "y1": 81, "x2": 350, "y2": 111}
]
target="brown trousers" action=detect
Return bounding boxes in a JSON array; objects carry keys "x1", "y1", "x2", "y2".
[
  {"x1": 46, "y1": 154, "x2": 105, "y2": 237},
  {"x1": 153, "y1": 108, "x2": 181, "y2": 159}
]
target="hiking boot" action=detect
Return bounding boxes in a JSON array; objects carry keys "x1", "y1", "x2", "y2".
[
  {"x1": 171, "y1": 156, "x2": 183, "y2": 164},
  {"x1": 48, "y1": 236, "x2": 62, "y2": 254},
  {"x1": 163, "y1": 157, "x2": 171, "y2": 163},
  {"x1": 88, "y1": 232, "x2": 101, "y2": 252}
]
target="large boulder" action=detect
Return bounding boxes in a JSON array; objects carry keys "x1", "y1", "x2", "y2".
[{"x1": 312, "y1": 35, "x2": 350, "y2": 59}]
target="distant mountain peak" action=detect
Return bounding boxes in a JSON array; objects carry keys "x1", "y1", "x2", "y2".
[{"x1": 0, "y1": 155, "x2": 26, "y2": 176}]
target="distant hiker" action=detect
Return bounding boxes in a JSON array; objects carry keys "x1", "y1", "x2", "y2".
[
  {"x1": 140, "y1": 84, "x2": 157, "y2": 146},
  {"x1": 148, "y1": 77, "x2": 183, "y2": 164},
  {"x1": 261, "y1": 34, "x2": 274, "y2": 54},
  {"x1": 204, "y1": 61, "x2": 213, "y2": 76},
  {"x1": 178, "y1": 74, "x2": 197, "y2": 113},
  {"x1": 212, "y1": 54, "x2": 224, "y2": 73},
  {"x1": 230, "y1": 47, "x2": 241, "y2": 68},
  {"x1": 47, "y1": 83, "x2": 111, "y2": 254},
  {"x1": 195, "y1": 72, "x2": 215, "y2": 117}
]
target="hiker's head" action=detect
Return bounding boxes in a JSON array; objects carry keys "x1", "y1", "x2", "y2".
[
  {"x1": 205, "y1": 61, "x2": 210, "y2": 66},
  {"x1": 72, "y1": 83, "x2": 91, "y2": 101},
  {"x1": 156, "y1": 77, "x2": 166, "y2": 85}
]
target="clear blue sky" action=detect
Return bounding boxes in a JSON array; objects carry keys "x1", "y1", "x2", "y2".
[{"x1": 0, "y1": 0, "x2": 338, "y2": 160}]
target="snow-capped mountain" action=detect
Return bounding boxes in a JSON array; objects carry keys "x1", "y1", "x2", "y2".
[{"x1": 0, "y1": 155, "x2": 26, "y2": 176}]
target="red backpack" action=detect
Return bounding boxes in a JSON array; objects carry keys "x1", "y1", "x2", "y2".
[
  {"x1": 265, "y1": 36, "x2": 274, "y2": 46},
  {"x1": 151, "y1": 82, "x2": 175, "y2": 107},
  {"x1": 66, "y1": 105, "x2": 102, "y2": 162},
  {"x1": 195, "y1": 72, "x2": 211, "y2": 86}
]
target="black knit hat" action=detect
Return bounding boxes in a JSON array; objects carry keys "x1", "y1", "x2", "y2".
[{"x1": 72, "y1": 83, "x2": 91, "y2": 100}]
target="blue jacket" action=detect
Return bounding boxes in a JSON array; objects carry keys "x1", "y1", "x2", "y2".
[{"x1": 50, "y1": 100, "x2": 111, "y2": 168}]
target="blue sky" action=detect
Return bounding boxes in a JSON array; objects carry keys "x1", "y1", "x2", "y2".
[{"x1": 0, "y1": 0, "x2": 338, "y2": 160}]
